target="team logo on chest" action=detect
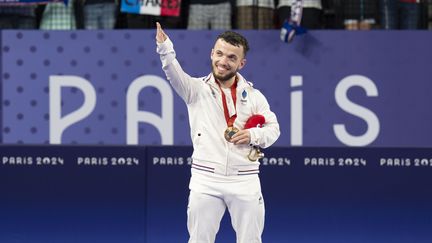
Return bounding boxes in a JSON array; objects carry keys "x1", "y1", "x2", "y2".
[{"x1": 240, "y1": 89, "x2": 248, "y2": 104}]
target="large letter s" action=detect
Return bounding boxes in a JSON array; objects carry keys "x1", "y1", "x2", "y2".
[{"x1": 334, "y1": 75, "x2": 380, "y2": 146}]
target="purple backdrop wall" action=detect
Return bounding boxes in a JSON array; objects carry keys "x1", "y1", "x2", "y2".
[{"x1": 1, "y1": 30, "x2": 432, "y2": 146}]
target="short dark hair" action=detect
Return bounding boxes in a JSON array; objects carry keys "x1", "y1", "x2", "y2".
[{"x1": 216, "y1": 31, "x2": 250, "y2": 56}]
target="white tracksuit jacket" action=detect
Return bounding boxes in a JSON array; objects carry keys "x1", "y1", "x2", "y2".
[{"x1": 157, "y1": 37, "x2": 280, "y2": 176}]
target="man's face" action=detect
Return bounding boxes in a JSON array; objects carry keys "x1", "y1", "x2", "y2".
[{"x1": 211, "y1": 39, "x2": 246, "y2": 82}]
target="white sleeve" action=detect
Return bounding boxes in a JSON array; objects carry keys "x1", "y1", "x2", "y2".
[
  {"x1": 156, "y1": 37, "x2": 200, "y2": 104},
  {"x1": 248, "y1": 90, "x2": 280, "y2": 148}
]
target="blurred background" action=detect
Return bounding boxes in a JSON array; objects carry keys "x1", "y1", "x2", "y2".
[{"x1": 0, "y1": 0, "x2": 430, "y2": 31}]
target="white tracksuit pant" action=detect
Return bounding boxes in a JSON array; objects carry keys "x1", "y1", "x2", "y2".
[{"x1": 187, "y1": 170, "x2": 265, "y2": 243}]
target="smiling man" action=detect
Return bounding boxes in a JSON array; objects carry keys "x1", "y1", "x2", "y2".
[
  {"x1": 211, "y1": 34, "x2": 246, "y2": 86},
  {"x1": 156, "y1": 23, "x2": 280, "y2": 243}
]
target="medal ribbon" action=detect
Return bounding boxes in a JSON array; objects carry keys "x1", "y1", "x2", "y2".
[{"x1": 216, "y1": 78, "x2": 237, "y2": 127}]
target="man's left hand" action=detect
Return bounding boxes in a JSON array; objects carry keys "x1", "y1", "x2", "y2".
[{"x1": 230, "y1": 129, "x2": 251, "y2": 145}]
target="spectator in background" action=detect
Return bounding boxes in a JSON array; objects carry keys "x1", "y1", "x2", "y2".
[
  {"x1": 236, "y1": 0, "x2": 275, "y2": 29},
  {"x1": 125, "y1": 14, "x2": 183, "y2": 29},
  {"x1": 123, "y1": 0, "x2": 186, "y2": 29},
  {"x1": 36, "y1": 0, "x2": 83, "y2": 29},
  {"x1": 277, "y1": 0, "x2": 323, "y2": 29},
  {"x1": 342, "y1": 0, "x2": 379, "y2": 30},
  {"x1": 0, "y1": 5, "x2": 37, "y2": 29},
  {"x1": 379, "y1": 0, "x2": 420, "y2": 29},
  {"x1": 187, "y1": 0, "x2": 232, "y2": 29},
  {"x1": 429, "y1": 0, "x2": 432, "y2": 29},
  {"x1": 81, "y1": 0, "x2": 118, "y2": 29}
]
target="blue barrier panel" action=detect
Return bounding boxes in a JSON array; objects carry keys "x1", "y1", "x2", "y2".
[
  {"x1": 146, "y1": 146, "x2": 237, "y2": 243},
  {"x1": 0, "y1": 145, "x2": 146, "y2": 243},
  {"x1": 145, "y1": 146, "x2": 192, "y2": 242},
  {"x1": 146, "y1": 146, "x2": 432, "y2": 243},
  {"x1": 1, "y1": 145, "x2": 432, "y2": 242},
  {"x1": 259, "y1": 147, "x2": 432, "y2": 243}
]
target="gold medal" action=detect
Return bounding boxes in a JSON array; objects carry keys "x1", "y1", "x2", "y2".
[
  {"x1": 224, "y1": 126, "x2": 239, "y2": 142},
  {"x1": 217, "y1": 78, "x2": 239, "y2": 143},
  {"x1": 248, "y1": 146, "x2": 265, "y2": 161}
]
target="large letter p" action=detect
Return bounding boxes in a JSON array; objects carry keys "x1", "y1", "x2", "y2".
[{"x1": 49, "y1": 75, "x2": 96, "y2": 144}]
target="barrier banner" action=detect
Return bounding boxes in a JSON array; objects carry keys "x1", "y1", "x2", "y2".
[
  {"x1": 1, "y1": 145, "x2": 432, "y2": 242},
  {"x1": 0, "y1": 145, "x2": 146, "y2": 243},
  {"x1": 146, "y1": 146, "x2": 432, "y2": 243},
  {"x1": 121, "y1": 0, "x2": 181, "y2": 16},
  {"x1": 145, "y1": 146, "x2": 192, "y2": 242}
]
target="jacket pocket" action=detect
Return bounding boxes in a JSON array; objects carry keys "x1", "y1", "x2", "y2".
[{"x1": 192, "y1": 131, "x2": 202, "y2": 147}]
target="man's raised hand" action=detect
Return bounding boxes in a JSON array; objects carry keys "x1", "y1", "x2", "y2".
[{"x1": 156, "y1": 22, "x2": 167, "y2": 44}]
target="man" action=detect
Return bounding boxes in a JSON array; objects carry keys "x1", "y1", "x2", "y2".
[
  {"x1": 187, "y1": 0, "x2": 232, "y2": 30},
  {"x1": 156, "y1": 23, "x2": 280, "y2": 243},
  {"x1": 236, "y1": 0, "x2": 275, "y2": 29},
  {"x1": 0, "y1": 5, "x2": 37, "y2": 29},
  {"x1": 379, "y1": 0, "x2": 420, "y2": 29},
  {"x1": 277, "y1": 0, "x2": 323, "y2": 29}
]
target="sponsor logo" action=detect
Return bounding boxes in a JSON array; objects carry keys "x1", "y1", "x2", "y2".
[
  {"x1": 2, "y1": 156, "x2": 64, "y2": 166},
  {"x1": 153, "y1": 156, "x2": 192, "y2": 166},
  {"x1": 77, "y1": 157, "x2": 139, "y2": 166},
  {"x1": 380, "y1": 158, "x2": 432, "y2": 167},
  {"x1": 261, "y1": 157, "x2": 291, "y2": 166},
  {"x1": 304, "y1": 157, "x2": 367, "y2": 167}
]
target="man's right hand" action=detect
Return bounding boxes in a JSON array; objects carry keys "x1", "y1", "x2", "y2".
[{"x1": 156, "y1": 22, "x2": 167, "y2": 44}]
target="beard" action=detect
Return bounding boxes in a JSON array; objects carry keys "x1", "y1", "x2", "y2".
[{"x1": 212, "y1": 66, "x2": 237, "y2": 83}]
